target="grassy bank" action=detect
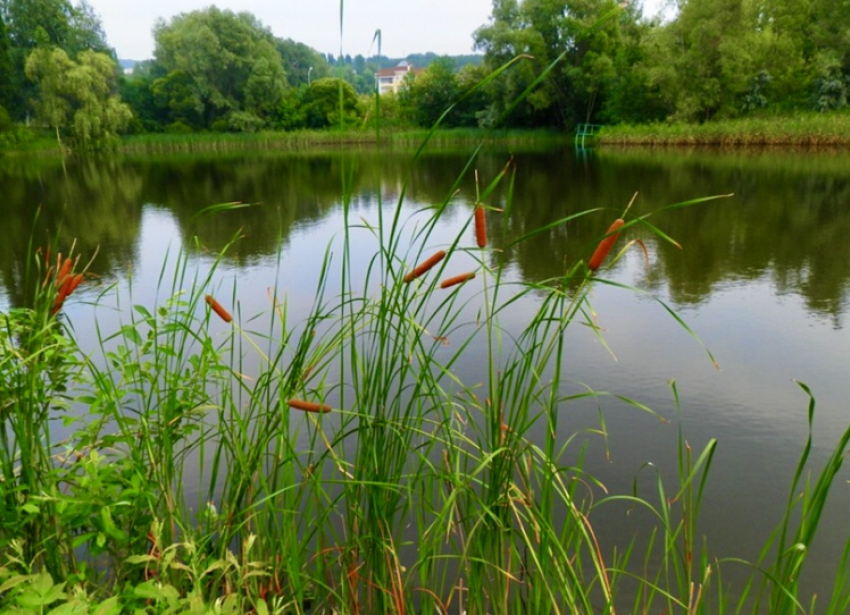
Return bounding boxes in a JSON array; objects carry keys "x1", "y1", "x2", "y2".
[
  {"x1": 597, "y1": 112, "x2": 850, "y2": 146},
  {"x1": 2, "y1": 154, "x2": 850, "y2": 615},
  {"x1": 119, "y1": 128, "x2": 567, "y2": 155}
]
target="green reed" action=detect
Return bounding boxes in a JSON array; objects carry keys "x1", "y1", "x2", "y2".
[{"x1": 598, "y1": 112, "x2": 850, "y2": 147}]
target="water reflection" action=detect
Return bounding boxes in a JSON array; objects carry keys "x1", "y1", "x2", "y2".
[{"x1": 3, "y1": 147, "x2": 849, "y2": 322}]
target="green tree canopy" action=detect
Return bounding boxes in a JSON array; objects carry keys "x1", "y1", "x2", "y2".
[
  {"x1": 276, "y1": 38, "x2": 331, "y2": 88},
  {"x1": 25, "y1": 47, "x2": 131, "y2": 149},
  {"x1": 474, "y1": 0, "x2": 628, "y2": 128},
  {"x1": 153, "y1": 7, "x2": 288, "y2": 130},
  {"x1": 301, "y1": 78, "x2": 362, "y2": 129},
  {"x1": 0, "y1": 0, "x2": 111, "y2": 119},
  {"x1": 0, "y1": 12, "x2": 13, "y2": 112},
  {"x1": 1, "y1": 0, "x2": 108, "y2": 54},
  {"x1": 399, "y1": 56, "x2": 462, "y2": 127}
]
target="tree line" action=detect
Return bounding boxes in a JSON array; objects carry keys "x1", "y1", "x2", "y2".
[{"x1": 2, "y1": 0, "x2": 849, "y2": 150}]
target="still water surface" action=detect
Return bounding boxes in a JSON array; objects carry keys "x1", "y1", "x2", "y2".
[{"x1": 2, "y1": 145, "x2": 849, "y2": 599}]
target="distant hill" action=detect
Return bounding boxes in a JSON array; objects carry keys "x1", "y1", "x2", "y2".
[{"x1": 118, "y1": 59, "x2": 137, "y2": 70}]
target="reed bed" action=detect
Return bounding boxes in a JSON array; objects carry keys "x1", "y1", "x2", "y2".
[
  {"x1": 598, "y1": 112, "x2": 850, "y2": 147},
  {"x1": 118, "y1": 128, "x2": 567, "y2": 156}
]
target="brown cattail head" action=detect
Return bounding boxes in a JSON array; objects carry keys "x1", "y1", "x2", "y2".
[
  {"x1": 403, "y1": 250, "x2": 446, "y2": 283},
  {"x1": 56, "y1": 257, "x2": 73, "y2": 288},
  {"x1": 67, "y1": 273, "x2": 83, "y2": 295},
  {"x1": 52, "y1": 272, "x2": 83, "y2": 315},
  {"x1": 588, "y1": 218, "x2": 625, "y2": 272},
  {"x1": 440, "y1": 271, "x2": 475, "y2": 289},
  {"x1": 48, "y1": 251, "x2": 86, "y2": 315},
  {"x1": 288, "y1": 399, "x2": 332, "y2": 413},
  {"x1": 205, "y1": 295, "x2": 233, "y2": 323},
  {"x1": 474, "y1": 206, "x2": 487, "y2": 248},
  {"x1": 51, "y1": 296, "x2": 66, "y2": 315}
]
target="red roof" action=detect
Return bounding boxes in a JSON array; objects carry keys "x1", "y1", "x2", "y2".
[{"x1": 376, "y1": 63, "x2": 426, "y2": 78}]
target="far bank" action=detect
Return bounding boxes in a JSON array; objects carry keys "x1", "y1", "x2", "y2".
[{"x1": 596, "y1": 113, "x2": 850, "y2": 147}]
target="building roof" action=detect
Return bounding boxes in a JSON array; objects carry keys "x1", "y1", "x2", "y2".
[{"x1": 376, "y1": 61, "x2": 426, "y2": 78}]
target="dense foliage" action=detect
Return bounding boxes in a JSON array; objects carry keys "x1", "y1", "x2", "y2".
[
  {"x1": 2, "y1": 0, "x2": 850, "y2": 147},
  {"x1": 473, "y1": 0, "x2": 850, "y2": 127}
]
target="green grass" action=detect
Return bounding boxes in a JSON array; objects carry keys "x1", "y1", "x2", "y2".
[
  {"x1": 116, "y1": 127, "x2": 567, "y2": 155},
  {"x1": 2, "y1": 148, "x2": 850, "y2": 614},
  {"x1": 597, "y1": 112, "x2": 850, "y2": 146}
]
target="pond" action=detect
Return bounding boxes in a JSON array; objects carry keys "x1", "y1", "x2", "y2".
[{"x1": 2, "y1": 144, "x2": 849, "y2": 606}]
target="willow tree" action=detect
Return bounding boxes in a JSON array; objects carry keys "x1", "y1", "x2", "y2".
[
  {"x1": 2, "y1": 0, "x2": 111, "y2": 119},
  {"x1": 25, "y1": 47, "x2": 131, "y2": 150}
]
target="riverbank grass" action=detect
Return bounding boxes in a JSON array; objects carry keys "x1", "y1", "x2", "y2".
[
  {"x1": 118, "y1": 128, "x2": 567, "y2": 155},
  {"x1": 598, "y1": 112, "x2": 850, "y2": 146}
]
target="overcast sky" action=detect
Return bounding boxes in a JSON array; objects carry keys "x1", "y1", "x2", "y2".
[{"x1": 85, "y1": 0, "x2": 667, "y2": 61}]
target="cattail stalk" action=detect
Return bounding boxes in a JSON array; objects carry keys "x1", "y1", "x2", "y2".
[
  {"x1": 404, "y1": 250, "x2": 446, "y2": 283},
  {"x1": 205, "y1": 295, "x2": 233, "y2": 323},
  {"x1": 588, "y1": 219, "x2": 625, "y2": 272},
  {"x1": 288, "y1": 399, "x2": 332, "y2": 413},
  {"x1": 440, "y1": 272, "x2": 475, "y2": 289},
  {"x1": 474, "y1": 206, "x2": 487, "y2": 248}
]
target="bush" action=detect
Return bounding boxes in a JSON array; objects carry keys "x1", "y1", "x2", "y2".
[{"x1": 164, "y1": 120, "x2": 193, "y2": 134}]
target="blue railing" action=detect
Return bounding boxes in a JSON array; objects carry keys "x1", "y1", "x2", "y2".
[{"x1": 575, "y1": 123, "x2": 603, "y2": 148}]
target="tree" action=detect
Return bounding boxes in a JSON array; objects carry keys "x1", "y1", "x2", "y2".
[
  {"x1": 474, "y1": 0, "x2": 630, "y2": 128},
  {"x1": 642, "y1": 0, "x2": 761, "y2": 121},
  {"x1": 599, "y1": 16, "x2": 668, "y2": 124},
  {"x1": 119, "y1": 61, "x2": 166, "y2": 133},
  {"x1": 276, "y1": 38, "x2": 331, "y2": 88},
  {"x1": 150, "y1": 69, "x2": 202, "y2": 130},
  {"x1": 399, "y1": 57, "x2": 461, "y2": 127},
  {"x1": 25, "y1": 46, "x2": 131, "y2": 149},
  {"x1": 153, "y1": 7, "x2": 288, "y2": 130},
  {"x1": 1, "y1": 0, "x2": 111, "y2": 119},
  {"x1": 301, "y1": 78, "x2": 362, "y2": 129},
  {"x1": 0, "y1": 12, "x2": 13, "y2": 112},
  {"x1": 1, "y1": 0, "x2": 108, "y2": 53}
]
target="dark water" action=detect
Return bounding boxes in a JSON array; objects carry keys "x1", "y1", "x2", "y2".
[{"x1": 2, "y1": 145, "x2": 849, "y2": 601}]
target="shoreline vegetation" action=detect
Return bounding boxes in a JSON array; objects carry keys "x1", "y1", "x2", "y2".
[
  {"x1": 0, "y1": 128, "x2": 570, "y2": 157},
  {"x1": 118, "y1": 128, "x2": 569, "y2": 154},
  {"x1": 597, "y1": 112, "x2": 850, "y2": 147},
  {"x1": 5, "y1": 112, "x2": 850, "y2": 159}
]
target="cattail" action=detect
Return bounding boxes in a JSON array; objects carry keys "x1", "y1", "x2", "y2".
[
  {"x1": 56, "y1": 257, "x2": 73, "y2": 288},
  {"x1": 288, "y1": 399, "x2": 332, "y2": 413},
  {"x1": 67, "y1": 273, "x2": 83, "y2": 295},
  {"x1": 588, "y1": 218, "x2": 625, "y2": 272},
  {"x1": 51, "y1": 276, "x2": 72, "y2": 314},
  {"x1": 51, "y1": 297, "x2": 66, "y2": 315},
  {"x1": 474, "y1": 206, "x2": 487, "y2": 248},
  {"x1": 205, "y1": 295, "x2": 233, "y2": 323},
  {"x1": 440, "y1": 271, "x2": 475, "y2": 289},
  {"x1": 403, "y1": 250, "x2": 446, "y2": 283}
]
